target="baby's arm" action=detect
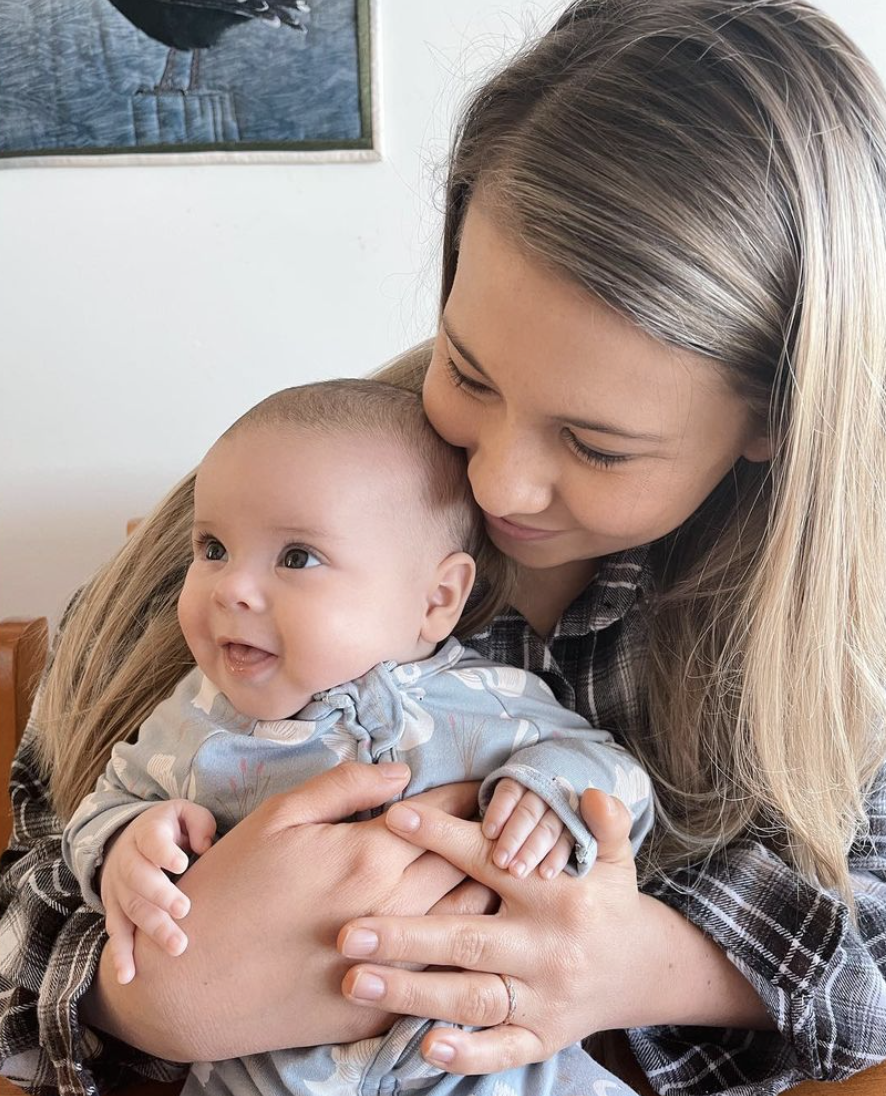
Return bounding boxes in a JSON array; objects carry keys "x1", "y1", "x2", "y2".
[
  {"x1": 100, "y1": 799, "x2": 216, "y2": 984},
  {"x1": 477, "y1": 671, "x2": 655, "y2": 878},
  {"x1": 61, "y1": 669, "x2": 220, "y2": 979}
]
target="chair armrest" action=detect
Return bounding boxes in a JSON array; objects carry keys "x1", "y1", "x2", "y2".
[{"x1": 0, "y1": 617, "x2": 49, "y2": 850}]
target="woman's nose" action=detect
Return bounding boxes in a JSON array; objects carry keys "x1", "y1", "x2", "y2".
[
  {"x1": 466, "y1": 425, "x2": 554, "y2": 518},
  {"x1": 212, "y1": 566, "x2": 267, "y2": 612}
]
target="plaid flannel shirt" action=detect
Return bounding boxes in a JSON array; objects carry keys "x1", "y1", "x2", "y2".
[{"x1": 1, "y1": 545, "x2": 885, "y2": 1095}]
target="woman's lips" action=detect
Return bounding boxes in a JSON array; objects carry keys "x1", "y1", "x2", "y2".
[
  {"x1": 222, "y1": 642, "x2": 276, "y2": 676},
  {"x1": 483, "y1": 513, "x2": 563, "y2": 542}
]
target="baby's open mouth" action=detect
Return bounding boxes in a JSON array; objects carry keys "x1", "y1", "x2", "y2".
[{"x1": 222, "y1": 642, "x2": 276, "y2": 673}]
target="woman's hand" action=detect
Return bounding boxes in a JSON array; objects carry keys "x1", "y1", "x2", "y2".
[
  {"x1": 81, "y1": 762, "x2": 484, "y2": 1063},
  {"x1": 336, "y1": 790, "x2": 663, "y2": 1075}
]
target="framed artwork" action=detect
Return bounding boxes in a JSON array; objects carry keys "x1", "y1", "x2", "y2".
[{"x1": 0, "y1": 0, "x2": 379, "y2": 166}]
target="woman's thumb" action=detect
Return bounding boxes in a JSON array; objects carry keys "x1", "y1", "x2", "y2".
[
  {"x1": 272, "y1": 761, "x2": 411, "y2": 827},
  {"x1": 580, "y1": 788, "x2": 635, "y2": 866}
]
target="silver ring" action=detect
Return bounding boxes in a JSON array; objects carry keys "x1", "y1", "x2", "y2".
[{"x1": 499, "y1": 973, "x2": 518, "y2": 1025}]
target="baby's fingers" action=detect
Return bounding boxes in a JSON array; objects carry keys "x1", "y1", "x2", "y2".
[
  {"x1": 489, "y1": 789, "x2": 548, "y2": 871},
  {"x1": 119, "y1": 887, "x2": 189, "y2": 958},
  {"x1": 135, "y1": 823, "x2": 190, "y2": 875},
  {"x1": 508, "y1": 809, "x2": 565, "y2": 879},
  {"x1": 178, "y1": 801, "x2": 217, "y2": 856},
  {"x1": 482, "y1": 778, "x2": 525, "y2": 841},
  {"x1": 538, "y1": 826, "x2": 573, "y2": 880},
  {"x1": 105, "y1": 901, "x2": 137, "y2": 985}
]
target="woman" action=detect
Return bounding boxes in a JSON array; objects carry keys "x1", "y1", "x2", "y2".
[{"x1": 2, "y1": 1, "x2": 885, "y2": 1093}]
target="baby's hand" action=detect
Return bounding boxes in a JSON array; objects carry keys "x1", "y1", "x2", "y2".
[
  {"x1": 481, "y1": 778, "x2": 572, "y2": 879},
  {"x1": 100, "y1": 799, "x2": 217, "y2": 984}
]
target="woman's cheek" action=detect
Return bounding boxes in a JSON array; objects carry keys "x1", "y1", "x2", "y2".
[{"x1": 423, "y1": 369, "x2": 471, "y2": 449}]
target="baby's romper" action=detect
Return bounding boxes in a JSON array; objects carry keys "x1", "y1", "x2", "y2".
[{"x1": 64, "y1": 638, "x2": 654, "y2": 1096}]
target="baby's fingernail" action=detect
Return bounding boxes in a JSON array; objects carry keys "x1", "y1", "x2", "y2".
[
  {"x1": 340, "y1": 928, "x2": 379, "y2": 958},
  {"x1": 115, "y1": 967, "x2": 132, "y2": 985},
  {"x1": 173, "y1": 854, "x2": 188, "y2": 873},
  {"x1": 169, "y1": 934, "x2": 188, "y2": 956},
  {"x1": 511, "y1": 860, "x2": 527, "y2": 878},
  {"x1": 482, "y1": 821, "x2": 499, "y2": 839},
  {"x1": 541, "y1": 865, "x2": 554, "y2": 880},
  {"x1": 494, "y1": 848, "x2": 510, "y2": 868},
  {"x1": 172, "y1": 898, "x2": 190, "y2": 919},
  {"x1": 386, "y1": 805, "x2": 420, "y2": 832},
  {"x1": 349, "y1": 971, "x2": 386, "y2": 1001},
  {"x1": 425, "y1": 1041, "x2": 456, "y2": 1065}
]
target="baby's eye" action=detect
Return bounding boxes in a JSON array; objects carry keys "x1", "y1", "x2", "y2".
[
  {"x1": 202, "y1": 538, "x2": 226, "y2": 562},
  {"x1": 281, "y1": 547, "x2": 321, "y2": 570}
]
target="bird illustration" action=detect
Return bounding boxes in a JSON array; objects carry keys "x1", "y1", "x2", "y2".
[{"x1": 107, "y1": 0, "x2": 311, "y2": 51}]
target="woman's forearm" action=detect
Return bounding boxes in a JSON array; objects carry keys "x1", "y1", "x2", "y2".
[{"x1": 632, "y1": 894, "x2": 774, "y2": 1030}]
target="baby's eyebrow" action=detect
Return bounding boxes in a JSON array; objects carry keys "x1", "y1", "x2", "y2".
[{"x1": 273, "y1": 525, "x2": 339, "y2": 542}]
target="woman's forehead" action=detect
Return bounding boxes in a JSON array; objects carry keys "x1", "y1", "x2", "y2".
[{"x1": 446, "y1": 203, "x2": 740, "y2": 443}]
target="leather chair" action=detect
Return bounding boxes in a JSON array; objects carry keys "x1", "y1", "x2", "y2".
[{"x1": 0, "y1": 617, "x2": 883, "y2": 1096}]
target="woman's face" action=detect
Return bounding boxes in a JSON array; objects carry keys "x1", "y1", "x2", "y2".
[{"x1": 423, "y1": 202, "x2": 770, "y2": 572}]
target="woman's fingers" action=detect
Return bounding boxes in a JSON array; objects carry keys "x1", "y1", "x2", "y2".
[
  {"x1": 421, "y1": 1024, "x2": 545, "y2": 1076},
  {"x1": 427, "y1": 879, "x2": 499, "y2": 918},
  {"x1": 406, "y1": 779, "x2": 480, "y2": 821},
  {"x1": 267, "y1": 761, "x2": 412, "y2": 828},
  {"x1": 338, "y1": 913, "x2": 533, "y2": 970},
  {"x1": 341, "y1": 964, "x2": 521, "y2": 1029},
  {"x1": 384, "y1": 802, "x2": 503, "y2": 885},
  {"x1": 580, "y1": 788, "x2": 635, "y2": 867}
]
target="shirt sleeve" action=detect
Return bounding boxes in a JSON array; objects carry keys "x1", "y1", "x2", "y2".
[
  {"x1": 628, "y1": 761, "x2": 886, "y2": 1093},
  {"x1": 0, "y1": 726, "x2": 185, "y2": 1096},
  {"x1": 62, "y1": 668, "x2": 212, "y2": 911},
  {"x1": 476, "y1": 669, "x2": 655, "y2": 874}
]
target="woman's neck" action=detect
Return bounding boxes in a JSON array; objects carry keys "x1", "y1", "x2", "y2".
[{"x1": 510, "y1": 558, "x2": 599, "y2": 637}]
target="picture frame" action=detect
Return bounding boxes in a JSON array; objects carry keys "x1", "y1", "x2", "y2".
[{"x1": 0, "y1": 0, "x2": 379, "y2": 167}]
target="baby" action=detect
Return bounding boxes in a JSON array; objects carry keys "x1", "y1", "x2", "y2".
[{"x1": 63, "y1": 379, "x2": 653, "y2": 1096}]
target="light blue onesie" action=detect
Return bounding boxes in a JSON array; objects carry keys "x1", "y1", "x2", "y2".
[{"x1": 64, "y1": 638, "x2": 654, "y2": 1096}]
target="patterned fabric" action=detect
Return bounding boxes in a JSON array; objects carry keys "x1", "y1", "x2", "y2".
[{"x1": 1, "y1": 545, "x2": 885, "y2": 1094}]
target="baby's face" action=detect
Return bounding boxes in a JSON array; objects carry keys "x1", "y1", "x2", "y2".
[{"x1": 178, "y1": 425, "x2": 441, "y2": 720}]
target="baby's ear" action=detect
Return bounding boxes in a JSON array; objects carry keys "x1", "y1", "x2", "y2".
[{"x1": 421, "y1": 551, "x2": 477, "y2": 644}]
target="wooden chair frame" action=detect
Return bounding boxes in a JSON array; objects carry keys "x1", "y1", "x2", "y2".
[{"x1": 0, "y1": 617, "x2": 882, "y2": 1095}]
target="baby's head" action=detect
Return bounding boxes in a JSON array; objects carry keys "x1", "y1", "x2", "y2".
[{"x1": 177, "y1": 379, "x2": 482, "y2": 720}]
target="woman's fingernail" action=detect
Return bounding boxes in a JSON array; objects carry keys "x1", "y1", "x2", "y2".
[
  {"x1": 387, "y1": 805, "x2": 421, "y2": 832},
  {"x1": 349, "y1": 971, "x2": 387, "y2": 1001},
  {"x1": 380, "y1": 762, "x2": 411, "y2": 780},
  {"x1": 340, "y1": 929, "x2": 379, "y2": 957},
  {"x1": 425, "y1": 1041, "x2": 456, "y2": 1065},
  {"x1": 511, "y1": 860, "x2": 527, "y2": 878},
  {"x1": 494, "y1": 848, "x2": 510, "y2": 868}
]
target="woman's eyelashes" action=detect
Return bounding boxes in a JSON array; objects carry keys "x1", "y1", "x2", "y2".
[
  {"x1": 562, "y1": 430, "x2": 629, "y2": 469},
  {"x1": 444, "y1": 355, "x2": 630, "y2": 470},
  {"x1": 444, "y1": 355, "x2": 491, "y2": 396}
]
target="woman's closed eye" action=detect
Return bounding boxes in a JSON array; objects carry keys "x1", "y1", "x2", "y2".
[
  {"x1": 280, "y1": 546, "x2": 323, "y2": 570},
  {"x1": 445, "y1": 355, "x2": 631, "y2": 470},
  {"x1": 444, "y1": 355, "x2": 492, "y2": 397}
]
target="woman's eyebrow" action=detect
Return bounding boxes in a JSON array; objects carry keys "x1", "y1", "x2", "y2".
[{"x1": 441, "y1": 317, "x2": 666, "y2": 444}]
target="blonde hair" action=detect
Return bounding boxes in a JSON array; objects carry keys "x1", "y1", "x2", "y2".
[
  {"x1": 440, "y1": 0, "x2": 886, "y2": 897},
  {"x1": 39, "y1": 379, "x2": 510, "y2": 820}
]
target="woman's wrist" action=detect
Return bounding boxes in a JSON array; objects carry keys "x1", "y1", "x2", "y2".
[{"x1": 626, "y1": 894, "x2": 775, "y2": 1031}]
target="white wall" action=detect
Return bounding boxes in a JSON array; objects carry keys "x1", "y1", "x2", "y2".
[{"x1": 1, "y1": 0, "x2": 882, "y2": 626}]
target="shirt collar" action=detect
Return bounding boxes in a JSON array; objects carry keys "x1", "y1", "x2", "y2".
[{"x1": 552, "y1": 543, "x2": 651, "y2": 638}]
